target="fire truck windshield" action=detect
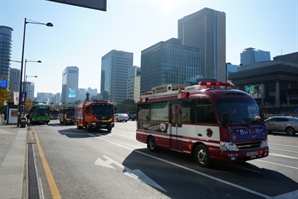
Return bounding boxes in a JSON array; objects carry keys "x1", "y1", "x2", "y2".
[
  {"x1": 91, "y1": 104, "x2": 114, "y2": 115},
  {"x1": 217, "y1": 98, "x2": 260, "y2": 124},
  {"x1": 66, "y1": 109, "x2": 75, "y2": 115}
]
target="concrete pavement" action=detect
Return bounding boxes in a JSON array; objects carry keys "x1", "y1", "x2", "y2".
[{"x1": 0, "y1": 124, "x2": 27, "y2": 199}]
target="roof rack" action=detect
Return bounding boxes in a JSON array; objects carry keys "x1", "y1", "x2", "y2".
[{"x1": 142, "y1": 84, "x2": 187, "y2": 97}]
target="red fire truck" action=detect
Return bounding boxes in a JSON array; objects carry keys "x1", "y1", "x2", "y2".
[
  {"x1": 59, "y1": 106, "x2": 76, "y2": 125},
  {"x1": 50, "y1": 108, "x2": 59, "y2": 120},
  {"x1": 136, "y1": 81, "x2": 269, "y2": 167},
  {"x1": 75, "y1": 100, "x2": 115, "y2": 132}
]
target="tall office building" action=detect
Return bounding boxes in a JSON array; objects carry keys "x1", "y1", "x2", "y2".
[
  {"x1": 178, "y1": 8, "x2": 226, "y2": 82},
  {"x1": 23, "y1": 82, "x2": 35, "y2": 101},
  {"x1": 9, "y1": 68, "x2": 20, "y2": 92},
  {"x1": 240, "y1": 48, "x2": 271, "y2": 66},
  {"x1": 0, "y1": 26, "x2": 13, "y2": 85},
  {"x1": 101, "y1": 50, "x2": 133, "y2": 103},
  {"x1": 141, "y1": 38, "x2": 201, "y2": 92},
  {"x1": 61, "y1": 66, "x2": 79, "y2": 104},
  {"x1": 127, "y1": 66, "x2": 141, "y2": 103},
  {"x1": 51, "y1": 93, "x2": 60, "y2": 104},
  {"x1": 37, "y1": 92, "x2": 52, "y2": 104}
]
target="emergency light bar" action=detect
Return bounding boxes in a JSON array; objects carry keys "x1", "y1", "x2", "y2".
[{"x1": 198, "y1": 81, "x2": 234, "y2": 88}]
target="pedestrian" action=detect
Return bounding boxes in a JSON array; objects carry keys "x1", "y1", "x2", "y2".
[{"x1": 0, "y1": 111, "x2": 4, "y2": 125}]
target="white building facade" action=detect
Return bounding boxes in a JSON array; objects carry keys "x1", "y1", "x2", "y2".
[{"x1": 61, "y1": 66, "x2": 79, "y2": 104}]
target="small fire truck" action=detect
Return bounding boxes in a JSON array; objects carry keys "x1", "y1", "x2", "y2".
[{"x1": 75, "y1": 100, "x2": 115, "y2": 132}]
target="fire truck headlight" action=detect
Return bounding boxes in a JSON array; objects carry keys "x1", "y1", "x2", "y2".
[
  {"x1": 260, "y1": 139, "x2": 268, "y2": 148},
  {"x1": 220, "y1": 142, "x2": 239, "y2": 151}
]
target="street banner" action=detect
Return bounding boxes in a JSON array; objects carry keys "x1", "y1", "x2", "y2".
[
  {"x1": 14, "y1": 92, "x2": 19, "y2": 105},
  {"x1": 21, "y1": 92, "x2": 27, "y2": 105}
]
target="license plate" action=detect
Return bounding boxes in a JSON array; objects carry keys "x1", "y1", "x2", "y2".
[{"x1": 247, "y1": 151, "x2": 259, "y2": 156}]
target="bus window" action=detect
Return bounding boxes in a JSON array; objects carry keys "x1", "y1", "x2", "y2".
[
  {"x1": 151, "y1": 102, "x2": 168, "y2": 121},
  {"x1": 138, "y1": 104, "x2": 151, "y2": 120},
  {"x1": 196, "y1": 99, "x2": 217, "y2": 124}
]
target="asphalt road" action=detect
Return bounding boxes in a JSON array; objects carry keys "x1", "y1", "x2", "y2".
[{"x1": 30, "y1": 120, "x2": 298, "y2": 199}]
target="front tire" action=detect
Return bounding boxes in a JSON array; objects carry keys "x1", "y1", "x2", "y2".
[
  {"x1": 147, "y1": 136, "x2": 158, "y2": 152},
  {"x1": 194, "y1": 144, "x2": 211, "y2": 167},
  {"x1": 86, "y1": 124, "x2": 92, "y2": 132},
  {"x1": 286, "y1": 127, "x2": 295, "y2": 135}
]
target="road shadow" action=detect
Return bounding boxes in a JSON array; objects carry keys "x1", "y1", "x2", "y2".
[
  {"x1": 57, "y1": 128, "x2": 112, "y2": 138},
  {"x1": 122, "y1": 148, "x2": 298, "y2": 199}
]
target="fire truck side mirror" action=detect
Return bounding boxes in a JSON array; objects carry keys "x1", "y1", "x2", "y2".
[{"x1": 222, "y1": 112, "x2": 229, "y2": 126}]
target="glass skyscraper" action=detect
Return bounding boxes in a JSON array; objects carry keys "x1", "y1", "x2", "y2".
[
  {"x1": 178, "y1": 8, "x2": 226, "y2": 82},
  {"x1": 240, "y1": 47, "x2": 271, "y2": 66},
  {"x1": 0, "y1": 26, "x2": 13, "y2": 85},
  {"x1": 101, "y1": 50, "x2": 133, "y2": 103},
  {"x1": 141, "y1": 38, "x2": 201, "y2": 93}
]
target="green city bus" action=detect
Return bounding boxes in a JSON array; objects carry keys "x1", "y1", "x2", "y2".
[{"x1": 28, "y1": 104, "x2": 50, "y2": 124}]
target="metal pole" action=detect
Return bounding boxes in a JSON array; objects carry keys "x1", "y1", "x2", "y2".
[
  {"x1": 18, "y1": 18, "x2": 27, "y2": 127},
  {"x1": 23, "y1": 59, "x2": 27, "y2": 92}
]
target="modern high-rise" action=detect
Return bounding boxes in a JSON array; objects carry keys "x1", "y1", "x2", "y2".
[
  {"x1": 101, "y1": 50, "x2": 133, "y2": 103},
  {"x1": 37, "y1": 92, "x2": 52, "y2": 104},
  {"x1": 0, "y1": 26, "x2": 13, "y2": 84},
  {"x1": 240, "y1": 48, "x2": 271, "y2": 66},
  {"x1": 61, "y1": 66, "x2": 79, "y2": 104},
  {"x1": 178, "y1": 8, "x2": 226, "y2": 82},
  {"x1": 9, "y1": 68, "x2": 20, "y2": 92},
  {"x1": 23, "y1": 82, "x2": 35, "y2": 101},
  {"x1": 141, "y1": 38, "x2": 201, "y2": 92},
  {"x1": 127, "y1": 66, "x2": 140, "y2": 103}
]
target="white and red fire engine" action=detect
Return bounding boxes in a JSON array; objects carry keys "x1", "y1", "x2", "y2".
[{"x1": 136, "y1": 81, "x2": 269, "y2": 167}]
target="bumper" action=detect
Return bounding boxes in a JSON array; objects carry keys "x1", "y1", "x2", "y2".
[
  {"x1": 91, "y1": 122, "x2": 115, "y2": 129},
  {"x1": 219, "y1": 147, "x2": 269, "y2": 162}
]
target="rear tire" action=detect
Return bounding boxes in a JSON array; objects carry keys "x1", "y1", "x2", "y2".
[
  {"x1": 147, "y1": 136, "x2": 158, "y2": 152},
  {"x1": 194, "y1": 144, "x2": 211, "y2": 167}
]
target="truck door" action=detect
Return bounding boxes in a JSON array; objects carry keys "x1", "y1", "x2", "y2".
[{"x1": 170, "y1": 104, "x2": 182, "y2": 150}]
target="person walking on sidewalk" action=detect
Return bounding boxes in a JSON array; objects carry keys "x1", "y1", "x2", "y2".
[{"x1": 0, "y1": 111, "x2": 4, "y2": 125}]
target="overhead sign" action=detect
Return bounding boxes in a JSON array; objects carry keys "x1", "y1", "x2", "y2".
[{"x1": 47, "y1": 0, "x2": 107, "y2": 11}]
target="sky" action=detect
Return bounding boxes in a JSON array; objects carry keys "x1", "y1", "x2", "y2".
[{"x1": 0, "y1": 0, "x2": 297, "y2": 97}]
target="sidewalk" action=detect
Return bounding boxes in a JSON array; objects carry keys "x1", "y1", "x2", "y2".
[{"x1": 0, "y1": 124, "x2": 27, "y2": 199}]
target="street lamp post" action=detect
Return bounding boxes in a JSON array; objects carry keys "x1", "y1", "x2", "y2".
[
  {"x1": 23, "y1": 59, "x2": 41, "y2": 92},
  {"x1": 25, "y1": 75, "x2": 37, "y2": 102},
  {"x1": 17, "y1": 18, "x2": 53, "y2": 127}
]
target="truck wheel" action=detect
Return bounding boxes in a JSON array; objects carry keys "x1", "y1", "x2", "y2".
[
  {"x1": 147, "y1": 136, "x2": 158, "y2": 152},
  {"x1": 107, "y1": 127, "x2": 112, "y2": 132},
  {"x1": 194, "y1": 144, "x2": 211, "y2": 167},
  {"x1": 77, "y1": 122, "x2": 82, "y2": 129},
  {"x1": 86, "y1": 124, "x2": 92, "y2": 132}
]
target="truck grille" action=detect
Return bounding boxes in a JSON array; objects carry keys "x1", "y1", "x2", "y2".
[{"x1": 237, "y1": 141, "x2": 261, "y2": 150}]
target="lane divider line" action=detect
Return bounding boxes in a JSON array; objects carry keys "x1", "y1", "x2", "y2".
[
  {"x1": 34, "y1": 130, "x2": 61, "y2": 199},
  {"x1": 89, "y1": 134, "x2": 271, "y2": 199}
]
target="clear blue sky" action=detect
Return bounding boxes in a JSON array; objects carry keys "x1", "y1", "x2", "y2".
[{"x1": 1, "y1": 0, "x2": 297, "y2": 96}]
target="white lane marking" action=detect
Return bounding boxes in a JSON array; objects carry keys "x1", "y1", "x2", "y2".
[
  {"x1": 269, "y1": 153, "x2": 298, "y2": 160},
  {"x1": 89, "y1": 134, "x2": 271, "y2": 199},
  {"x1": 269, "y1": 143, "x2": 298, "y2": 148},
  {"x1": 272, "y1": 190, "x2": 298, "y2": 199},
  {"x1": 270, "y1": 148, "x2": 298, "y2": 154},
  {"x1": 94, "y1": 156, "x2": 166, "y2": 191},
  {"x1": 254, "y1": 160, "x2": 298, "y2": 170},
  {"x1": 94, "y1": 158, "x2": 116, "y2": 169}
]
